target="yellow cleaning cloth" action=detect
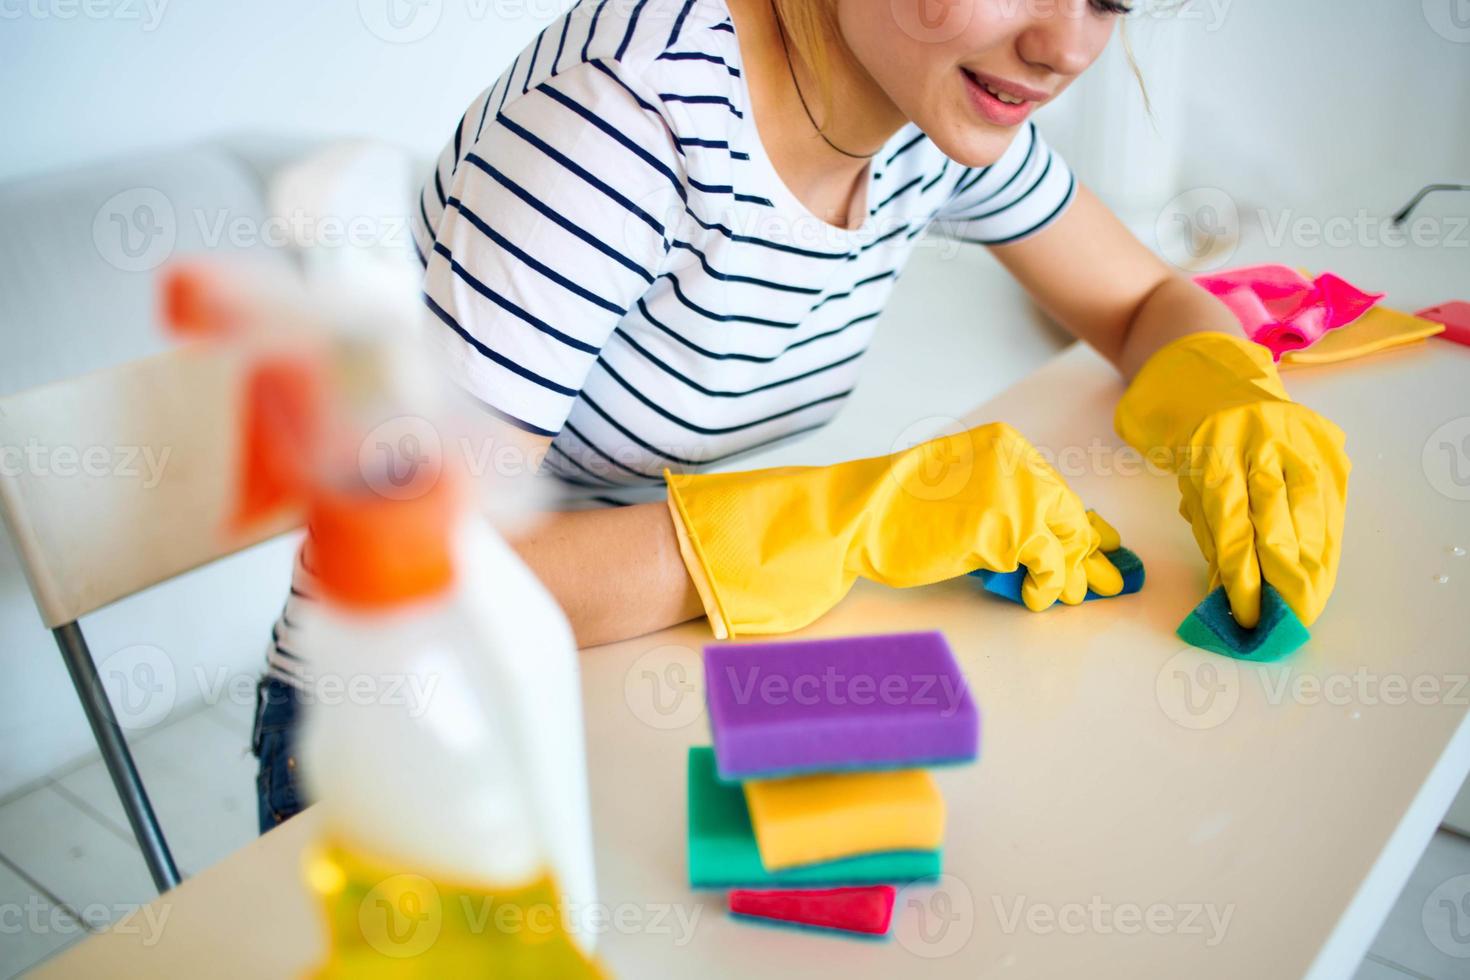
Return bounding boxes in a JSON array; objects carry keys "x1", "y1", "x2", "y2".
[
  {"x1": 743, "y1": 769, "x2": 945, "y2": 872},
  {"x1": 1281, "y1": 305, "x2": 1444, "y2": 367}
]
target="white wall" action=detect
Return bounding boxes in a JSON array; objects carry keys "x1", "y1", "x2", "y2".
[{"x1": 1, "y1": 1, "x2": 1466, "y2": 797}]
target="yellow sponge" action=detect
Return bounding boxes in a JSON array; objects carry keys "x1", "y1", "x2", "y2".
[{"x1": 743, "y1": 769, "x2": 945, "y2": 872}]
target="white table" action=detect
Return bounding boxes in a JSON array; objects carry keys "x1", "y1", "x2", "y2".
[{"x1": 38, "y1": 230, "x2": 1470, "y2": 978}]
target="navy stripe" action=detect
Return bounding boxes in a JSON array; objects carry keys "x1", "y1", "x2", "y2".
[
  {"x1": 872, "y1": 174, "x2": 923, "y2": 214},
  {"x1": 964, "y1": 150, "x2": 1058, "y2": 223},
  {"x1": 681, "y1": 207, "x2": 847, "y2": 260},
  {"x1": 637, "y1": 298, "x2": 881, "y2": 363},
  {"x1": 659, "y1": 92, "x2": 743, "y2": 118},
  {"x1": 710, "y1": 20, "x2": 733, "y2": 32},
  {"x1": 588, "y1": 59, "x2": 661, "y2": 115},
  {"x1": 657, "y1": 51, "x2": 741, "y2": 76},
  {"x1": 921, "y1": 158, "x2": 950, "y2": 194},
  {"x1": 670, "y1": 240, "x2": 822, "y2": 294},
  {"x1": 433, "y1": 165, "x2": 446, "y2": 208},
  {"x1": 664, "y1": 274, "x2": 800, "y2": 328},
  {"x1": 432, "y1": 241, "x2": 603, "y2": 356},
  {"x1": 552, "y1": 10, "x2": 572, "y2": 74},
  {"x1": 538, "y1": 82, "x2": 687, "y2": 203},
  {"x1": 809, "y1": 269, "x2": 897, "y2": 312},
  {"x1": 423, "y1": 291, "x2": 579, "y2": 401},
  {"x1": 565, "y1": 420, "x2": 662, "y2": 480},
  {"x1": 448, "y1": 196, "x2": 624, "y2": 316},
  {"x1": 546, "y1": 441, "x2": 619, "y2": 486},
  {"x1": 523, "y1": 26, "x2": 546, "y2": 95},
  {"x1": 616, "y1": 0, "x2": 648, "y2": 59},
  {"x1": 885, "y1": 131, "x2": 926, "y2": 166},
  {"x1": 595, "y1": 358, "x2": 853, "y2": 436},
  {"x1": 581, "y1": 0, "x2": 609, "y2": 61},
  {"x1": 955, "y1": 122, "x2": 1035, "y2": 208},
  {"x1": 464, "y1": 154, "x2": 656, "y2": 284},
  {"x1": 612, "y1": 325, "x2": 866, "y2": 397},
  {"x1": 966, "y1": 173, "x2": 1076, "y2": 245},
  {"x1": 496, "y1": 113, "x2": 668, "y2": 237},
  {"x1": 667, "y1": 0, "x2": 696, "y2": 45}
]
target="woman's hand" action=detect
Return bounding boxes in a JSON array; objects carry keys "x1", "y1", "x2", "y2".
[
  {"x1": 665, "y1": 421, "x2": 1124, "y2": 638},
  {"x1": 1117, "y1": 332, "x2": 1351, "y2": 627}
]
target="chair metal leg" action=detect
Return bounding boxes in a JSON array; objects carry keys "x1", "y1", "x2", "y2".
[{"x1": 52, "y1": 621, "x2": 181, "y2": 893}]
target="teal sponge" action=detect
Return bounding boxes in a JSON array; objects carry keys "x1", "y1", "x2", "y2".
[
  {"x1": 687, "y1": 748, "x2": 940, "y2": 888},
  {"x1": 1176, "y1": 583, "x2": 1309, "y2": 661}
]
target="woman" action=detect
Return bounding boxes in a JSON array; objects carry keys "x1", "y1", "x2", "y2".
[{"x1": 252, "y1": 0, "x2": 1349, "y2": 829}]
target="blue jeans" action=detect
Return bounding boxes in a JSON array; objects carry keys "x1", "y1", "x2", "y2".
[{"x1": 250, "y1": 676, "x2": 307, "y2": 833}]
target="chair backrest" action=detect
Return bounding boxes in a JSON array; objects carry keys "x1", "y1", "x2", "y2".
[{"x1": 0, "y1": 344, "x2": 297, "y2": 629}]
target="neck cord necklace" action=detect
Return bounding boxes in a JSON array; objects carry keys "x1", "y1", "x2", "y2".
[{"x1": 769, "y1": 2, "x2": 877, "y2": 161}]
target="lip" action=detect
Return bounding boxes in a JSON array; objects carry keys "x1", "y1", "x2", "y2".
[{"x1": 961, "y1": 68, "x2": 1046, "y2": 127}]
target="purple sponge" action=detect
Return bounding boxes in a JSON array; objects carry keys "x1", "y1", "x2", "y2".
[{"x1": 703, "y1": 631, "x2": 980, "y2": 782}]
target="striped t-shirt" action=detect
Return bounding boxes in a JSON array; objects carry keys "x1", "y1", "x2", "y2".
[
  {"x1": 409, "y1": 0, "x2": 1076, "y2": 504},
  {"x1": 267, "y1": 0, "x2": 1076, "y2": 686}
]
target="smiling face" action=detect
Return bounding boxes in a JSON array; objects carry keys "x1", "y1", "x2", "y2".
[{"x1": 833, "y1": 0, "x2": 1122, "y2": 166}]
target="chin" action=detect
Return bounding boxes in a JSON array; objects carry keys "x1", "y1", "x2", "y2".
[{"x1": 919, "y1": 120, "x2": 1017, "y2": 171}]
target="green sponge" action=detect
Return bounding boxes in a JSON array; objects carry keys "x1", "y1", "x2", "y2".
[
  {"x1": 1176, "y1": 583, "x2": 1309, "y2": 661},
  {"x1": 687, "y1": 747, "x2": 941, "y2": 888}
]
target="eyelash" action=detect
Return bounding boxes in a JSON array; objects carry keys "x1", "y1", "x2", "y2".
[{"x1": 1092, "y1": 0, "x2": 1133, "y2": 14}]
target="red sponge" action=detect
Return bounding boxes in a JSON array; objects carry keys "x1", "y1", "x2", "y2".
[{"x1": 728, "y1": 886, "x2": 896, "y2": 937}]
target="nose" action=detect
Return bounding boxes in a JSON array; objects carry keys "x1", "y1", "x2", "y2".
[{"x1": 1015, "y1": 1, "x2": 1105, "y2": 79}]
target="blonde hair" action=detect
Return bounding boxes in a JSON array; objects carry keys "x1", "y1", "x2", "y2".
[
  {"x1": 770, "y1": 0, "x2": 1155, "y2": 121},
  {"x1": 770, "y1": 0, "x2": 839, "y2": 118}
]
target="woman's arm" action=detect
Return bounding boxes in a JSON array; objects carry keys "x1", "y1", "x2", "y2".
[
  {"x1": 477, "y1": 421, "x2": 704, "y2": 648},
  {"x1": 986, "y1": 184, "x2": 1240, "y2": 379}
]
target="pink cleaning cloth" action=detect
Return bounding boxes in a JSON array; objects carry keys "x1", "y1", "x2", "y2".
[{"x1": 1193, "y1": 264, "x2": 1384, "y2": 361}]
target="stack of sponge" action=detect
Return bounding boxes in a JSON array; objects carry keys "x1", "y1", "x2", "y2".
[{"x1": 687, "y1": 631, "x2": 979, "y2": 938}]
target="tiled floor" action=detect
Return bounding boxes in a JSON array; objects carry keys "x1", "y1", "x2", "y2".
[{"x1": 1, "y1": 695, "x2": 1468, "y2": 977}]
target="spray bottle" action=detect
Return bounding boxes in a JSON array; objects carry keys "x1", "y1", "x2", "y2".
[{"x1": 163, "y1": 259, "x2": 606, "y2": 976}]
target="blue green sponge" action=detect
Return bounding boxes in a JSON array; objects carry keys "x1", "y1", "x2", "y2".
[
  {"x1": 1176, "y1": 583, "x2": 1309, "y2": 661},
  {"x1": 687, "y1": 747, "x2": 941, "y2": 888},
  {"x1": 970, "y1": 547, "x2": 1146, "y2": 606}
]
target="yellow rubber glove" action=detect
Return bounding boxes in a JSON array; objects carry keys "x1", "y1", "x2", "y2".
[
  {"x1": 1115, "y1": 332, "x2": 1350, "y2": 628},
  {"x1": 665, "y1": 422, "x2": 1124, "y2": 639}
]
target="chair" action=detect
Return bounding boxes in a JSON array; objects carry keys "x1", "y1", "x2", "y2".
[{"x1": 0, "y1": 345, "x2": 295, "y2": 891}]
